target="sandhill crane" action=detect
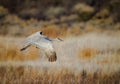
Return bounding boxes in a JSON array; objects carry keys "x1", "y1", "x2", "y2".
[{"x1": 20, "y1": 31, "x2": 63, "y2": 62}]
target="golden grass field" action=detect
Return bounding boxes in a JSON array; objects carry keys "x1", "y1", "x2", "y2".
[{"x1": 0, "y1": 32, "x2": 120, "y2": 84}]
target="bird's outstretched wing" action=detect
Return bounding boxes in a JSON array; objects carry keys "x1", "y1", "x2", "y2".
[{"x1": 21, "y1": 32, "x2": 43, "y2": 50}]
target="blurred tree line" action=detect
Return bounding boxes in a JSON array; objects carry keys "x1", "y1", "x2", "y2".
[{"x1": 0, "y1": 0, "x2": 119, "y2": 22}]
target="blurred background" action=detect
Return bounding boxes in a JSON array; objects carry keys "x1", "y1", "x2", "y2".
[
  {"x1": 0, "y1": 0, "x2": 120, "y2": 37},
  {"x1": 0, "y1": 0, "x2": 120, "y2": 83}
]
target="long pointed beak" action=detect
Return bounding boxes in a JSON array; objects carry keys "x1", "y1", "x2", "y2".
[{"x1": 57, "y1": 38, "x2": 63, "y2": 41}]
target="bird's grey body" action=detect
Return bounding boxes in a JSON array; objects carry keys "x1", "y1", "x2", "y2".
[{"x1": 20, "y1": 31, "x2": 62, "y2": 62}]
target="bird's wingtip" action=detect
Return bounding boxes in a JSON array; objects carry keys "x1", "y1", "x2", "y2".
[{"x1": 20, "y1": 48, "x2": 26, "y2": 51}]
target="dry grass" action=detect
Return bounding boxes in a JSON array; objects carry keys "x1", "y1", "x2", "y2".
[
  {"x1": 0, "y1": 66, "x2": 119, "y2": 84},
  {"x1": 78, "y1": 48, "x2": 99, "y2": 59},
  {"x1": 0, "y1": 32, "x2": 120, "y2": 83}
]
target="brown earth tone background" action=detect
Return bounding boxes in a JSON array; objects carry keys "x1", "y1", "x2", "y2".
[{"x1": 0, "y1": 0, "x2": 120, "y2": 84}]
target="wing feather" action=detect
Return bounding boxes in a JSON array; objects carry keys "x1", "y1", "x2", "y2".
[{"x1": 20, "y1": 45, "x2": 31, "y2": 51}]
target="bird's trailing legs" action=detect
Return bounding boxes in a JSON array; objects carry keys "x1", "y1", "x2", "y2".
[{"x1": 45, "y1": 51, "x2": 57, "y2": 62}]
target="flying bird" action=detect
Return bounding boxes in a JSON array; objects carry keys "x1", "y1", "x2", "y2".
[{"x1": 20, "y1": 31, "x2": 63, "y2": 62}]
